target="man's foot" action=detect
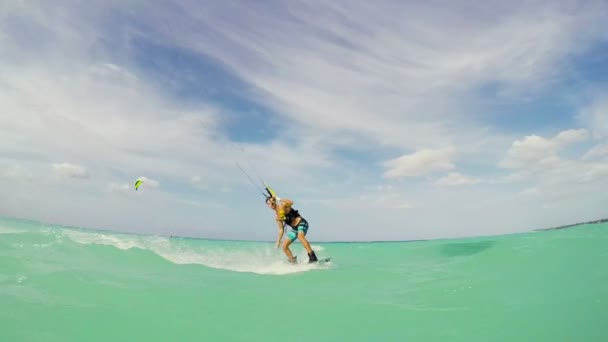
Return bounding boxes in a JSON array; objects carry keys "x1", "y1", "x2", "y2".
[
  {"x1": 288, "y1": 256, "x2": 297, "y2": 264},
  {"x1": 307, "y1": 251, "x2": 318, "y2": 263}
]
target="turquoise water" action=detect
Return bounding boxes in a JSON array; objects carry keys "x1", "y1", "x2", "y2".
[{"x1": 1, "y1": 216, "x2": 606, "y2": 341}]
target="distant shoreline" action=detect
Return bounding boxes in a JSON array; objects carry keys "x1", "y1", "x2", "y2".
[{"x1": 534, "y1": 218, "x2": 608, "y2": 231}]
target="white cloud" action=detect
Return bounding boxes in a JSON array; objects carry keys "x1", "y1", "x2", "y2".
[
  {"x1": 106, "y1": 182, "x2": 131, "y2": 194},
  {"x1": 383, "y1": 148, "x2": 455, "y2": 178},
  {"x1": 583, "y1": 144, "x2": 608, "y2": 160},
  {"x1": 142, "y1": 1, "x2": 608, "y2": 152},
  {"x1": 303, "y1": 190, "x2": 413, "y2": 211},
  {"x1": 0, "y1": 163, "x2": 33, "y2": 182},
  {"x1": 577, "y1": 95, "x2": 608, "y2": 139},
  {"x1": 88, "y1": 63, "x2": 138, "y2": 84},
  {"x1": 366, "y1": 184, "x2": 394, "y2": 192},
  {"x1": 499, "y1": 135, "x2": 558, "y2": 169},
  {"x1": 520, "y1": 187, "x2": 540, "y2": 197},
  {"x1": 499, "y1": 129, "x2": 589, "y2": 170},
  {"x1": 581, "y1": 164, "x2": 608, "y2": 182},
  {"x1": 52, "y1": 163, "x2": 89, "y2": 179},
  {"x1": 553, "y1": 129, "x2": 590, "y2": 145},
  {"x1": 498, "y1": 128, "x2": 608, "y2": 199},
  {"x1": 434, "y1": 172, "x2": 481, "y2": 186},
  {"x1": 391, "y1": 202, "x2": 412, "y2": 209}
]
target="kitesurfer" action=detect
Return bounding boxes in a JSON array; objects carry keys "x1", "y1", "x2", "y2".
[{"x1": 266, "y1": 195, "x2": 318, "y2": 264}]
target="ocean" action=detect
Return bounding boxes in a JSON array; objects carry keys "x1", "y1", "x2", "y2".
[{"x1": 1, "y1": 216, "x2": 606, "y2": 341}]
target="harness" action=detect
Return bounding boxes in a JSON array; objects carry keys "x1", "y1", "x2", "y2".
[{"x1": 282, "y1": 208, "x2": 301, "y2": 228}]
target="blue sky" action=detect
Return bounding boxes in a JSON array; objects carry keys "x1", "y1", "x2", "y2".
[{"x1": 1, "y1": 0, "x2": 608, "y2": 241}]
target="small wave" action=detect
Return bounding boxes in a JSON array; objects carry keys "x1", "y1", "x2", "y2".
[
  {"x1": 151, "y1": 245, "x2": 330, "y2": 275},
  {"x1": 0, "y1": 226, "x2": 26, "y2": 235},
  {"x1": 63, "y1": 229, "x2": 148, "y2": 250},
  {"x1": 62, "y1": 229, "x2": 331, "y2": 275},
  {"x1": 311, "y1": 244, "x2": 324, "y2": 251}
]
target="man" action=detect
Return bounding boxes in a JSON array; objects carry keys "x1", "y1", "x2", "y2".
[{"x1": 266, "y1": 195, "x2": 318, "y2": 264}]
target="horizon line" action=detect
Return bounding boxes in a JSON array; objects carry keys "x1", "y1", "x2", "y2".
[{"x1": 2, "y1": 214, "x2": 606, "y2": 244}]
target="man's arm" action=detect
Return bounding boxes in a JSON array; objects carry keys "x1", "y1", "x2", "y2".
[{"x1": 275, "y1": 220, "x2": 284, "y2": 248}]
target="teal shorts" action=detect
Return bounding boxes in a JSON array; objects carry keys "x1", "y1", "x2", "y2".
[{"x1": 286, "y1": 218, "x2": 309, "y2": 242}]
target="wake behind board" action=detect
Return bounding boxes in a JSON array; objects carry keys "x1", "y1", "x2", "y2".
[{"x1": 314, "y1": 257, "x2": 332, "y2": 263}]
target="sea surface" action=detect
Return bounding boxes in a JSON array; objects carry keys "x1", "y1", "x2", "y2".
[{"x1": 1, "y1": 216, "x2": 606, "y2": 341}]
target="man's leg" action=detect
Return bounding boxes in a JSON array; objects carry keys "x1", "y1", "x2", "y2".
[
  {"x1": 297, "y1": 231, "x2": 313, "y2": 254},
  {"x1": 295, "y1": 219, "x2": 313, "y2": 253},
  {"x1": 297, "y1": 232, "x2": 318, "y2": 263},
  {"x1": 282, "y1": 231, "x2": 297, "y2": 263}
]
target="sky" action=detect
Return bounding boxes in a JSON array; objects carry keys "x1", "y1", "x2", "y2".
[{"x1": 1, "y1": 0, "x2": 608, "y2": 241}]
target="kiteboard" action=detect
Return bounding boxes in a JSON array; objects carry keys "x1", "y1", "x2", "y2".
[
  {"x1": 287, "y1": 257, "x2": 332, "y2": 265},
  {"x1": 314, "y1": 257, "x2": 332, "y2": 264}
]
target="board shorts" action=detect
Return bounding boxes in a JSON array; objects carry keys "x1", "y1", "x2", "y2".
[{"x1": 286, "y1": 218, "x2": 309, "y2": 242}]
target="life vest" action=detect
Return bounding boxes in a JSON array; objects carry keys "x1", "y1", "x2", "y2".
[{"x1": 280, "y1": 207, "x2": 300, "y2": 227}]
